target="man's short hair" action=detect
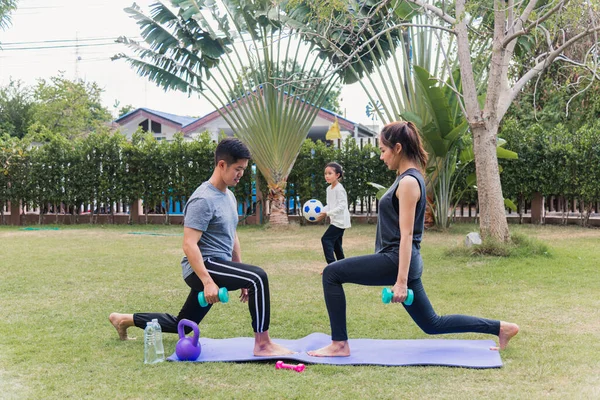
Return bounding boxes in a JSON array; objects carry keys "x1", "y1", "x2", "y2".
[{"x1": 215, "y1": 137, "x2": 252, "y2": 166}]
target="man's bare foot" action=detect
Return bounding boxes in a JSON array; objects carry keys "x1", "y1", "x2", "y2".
[
  {"x1": 253, "y1": 331, "x2": 294, "y2": 356},
  {"x1": 109, "y1": 313, "x2": 135, "y2": 340},
  {"x1": 254, "y1": 341, "x2": 295, "y2": 357},
  {"x1": 491, "y1": 321, "x2": 519, "y2": 350},
  {"x1": 307, "y1": 341, "x2": 350, "y2": 357}
]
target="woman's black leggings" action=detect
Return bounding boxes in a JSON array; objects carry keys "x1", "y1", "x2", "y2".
[
  {"x1": 322, "y1": 253, "x2": 500, "y2": 341},
  {"x1": 133, "y1": 258, "x2": 270, "y2": 334}
]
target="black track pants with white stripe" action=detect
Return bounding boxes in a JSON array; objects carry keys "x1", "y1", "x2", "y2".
[{"x1": 133, "y1": 258, "x2": 270, "y2": 334}]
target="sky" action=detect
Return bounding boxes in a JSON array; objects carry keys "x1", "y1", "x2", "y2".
[{"x1": 0, "y1": 0, "x2": 380, "y2": 128}]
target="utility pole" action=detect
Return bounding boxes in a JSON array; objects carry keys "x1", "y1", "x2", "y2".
[{"x1": 74, "y1": 31, "x2": 81, "y2": 80}]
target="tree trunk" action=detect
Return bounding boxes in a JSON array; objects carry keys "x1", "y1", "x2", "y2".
[
  {"x1": 425, "y1": 194, "x2": 435, "y2": 228},
  {"x1": 267, "y1": 182, "x2": 288, "y2": 225},
  {"x1": 165, "y1": 198, "x2": 170, "y2": 225},
  {"x1": 11, "y1": 201, "x2": 23, "y2": 226},
  {"x1": 255, "y1": 176, "x2": 264, "y2": 225},
  {"x1": 471, "y1": 125, "x2": 510, "y2": 242},
  {"x1": 90, "y1": 199, "x2": 94, "y2": 224},
  {"x1": 9, "y1": 200, "x2": 22, "y2": 226},
  {"x1": 518, "y1": 194, "x2": 524, "y2": 224},
  {"x1": 580, "y1": 200, "x2": 587, "y2": 227},
  {"x1": 454, "y1": 0, "x2": 511, "y2": 242}
]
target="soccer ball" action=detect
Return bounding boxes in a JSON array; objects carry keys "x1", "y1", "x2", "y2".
[{"x1": 303, "y1": 199, "x2": 323, "y2": 222}]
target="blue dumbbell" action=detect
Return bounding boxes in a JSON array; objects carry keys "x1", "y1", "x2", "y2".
[
  {"x1": 198, "y1": 287, "x2": 229, "y2": 307},
  {"x1": 382, "y1": 287, "x2": 414, "y2": 306}
]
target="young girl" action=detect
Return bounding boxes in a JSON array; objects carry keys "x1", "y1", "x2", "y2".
[
  {"x1": 318, "y1": 162, "x2": 351, "y2": 264},
  {"x1": 308, "y1": 121, "x2": 519, "y2": 357}
]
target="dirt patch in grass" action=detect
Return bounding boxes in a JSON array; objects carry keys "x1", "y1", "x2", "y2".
[
  {"x1": 422, "y1": 232, "x2": 463, "y2": 246},
  {"x1": 0, "y1": 365, "x2": 30, "y2": 398},
  {"x1": 0, "y1": 229, "x2": 96, "y2": 239},
  {"x1": 162, "y1": 248, "x2": 185, "y2": 256},
  {"x1": 282, "y1": 259, "x2": 324, "y2": 274},
  {"x1": 552, "y1": 306, "x2": 600, "y2": 334},
  {"x1": 534, "y1": 229, "x2": 600, "y2": 241},
  {"x1": 343, "y1": 235, "x2": 375, "y2": 248}
]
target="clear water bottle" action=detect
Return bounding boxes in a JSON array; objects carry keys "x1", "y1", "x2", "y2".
[
  {"x1": 152, "y1": 319, "x2": 165, "y2": 362},
  {"x1": 144, "y1": 320, "x2": 165, "y2": 364}
]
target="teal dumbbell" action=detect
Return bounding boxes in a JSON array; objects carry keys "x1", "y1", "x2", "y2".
[
  {"x1": 198, "y1": 287, "x2": 229, "y2": 307},
  {"x1": 382, "y1": 287, "x2": 414, "y2": 306}
]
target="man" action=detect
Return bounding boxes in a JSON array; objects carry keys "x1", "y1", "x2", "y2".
[{"x1": 109, "y1": 137, "x2": 293, "y2": 356}]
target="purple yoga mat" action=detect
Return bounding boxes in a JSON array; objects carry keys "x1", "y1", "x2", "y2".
[{"x1": 167, "y1": 332, "x2": 502, "y2": 368}]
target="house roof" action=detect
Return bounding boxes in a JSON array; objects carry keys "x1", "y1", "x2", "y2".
[
  {"x1": 181, "y1": 104, "x2": 360, "y2": 134},
  {"x1": 115, "y1": 107, "x2": 198, "y2": 128},
  {"x1": 114, "y1": 105, "x2": 376, "y2": 137}
]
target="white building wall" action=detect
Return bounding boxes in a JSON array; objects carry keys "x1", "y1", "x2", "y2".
[
  {"x1": 187, "y1": 130, "x2": 220, "y2": 142},
  {"x1": 186, "y1": 118, "x2": 227, "y2": 142},
  {"x1": 116, "y1": 116, "x2": 147, "y2": 139},
  {"x1": 158, "y1": 125, "x2": 179, "y2": 141},
  {"x1": 185, "y1": 114, "x2": 352, "y2": 140},
  {"x1": 116, "y1": 116, "x2": 182, "y2": 142},
  {"x1": 115, "y1": 110, "x2": 365, "y2": 142}
]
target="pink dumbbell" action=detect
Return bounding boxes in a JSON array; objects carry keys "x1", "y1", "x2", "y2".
[{"x1": 275, "y1": 360, "x2": 305, "y2": 372}]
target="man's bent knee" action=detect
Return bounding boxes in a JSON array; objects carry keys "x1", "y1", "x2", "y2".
[{"x1": 252, "y1": 267, "x2": 268, "y2": 287}]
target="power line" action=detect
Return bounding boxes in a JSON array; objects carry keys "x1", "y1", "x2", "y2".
[
  {"x1": 0, "y1": 47, "x2": 122, "y2": 58},
  {"x1": 1, "y1": 42, "x2": 122, "y2": 51},
  {"x1": 14, "y1": 6, "x2": 63, "y2": 10},
  {"x1": 1, "y1": 37, "x2": 126, "y2": 46},
  {"x1": 13, "y1": 3, "x2": 117, "y2": 12}
]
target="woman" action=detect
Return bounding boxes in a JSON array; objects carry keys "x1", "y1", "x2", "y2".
[{"x1": 308, "y1": 121, "x2": 519, "y2": 357}]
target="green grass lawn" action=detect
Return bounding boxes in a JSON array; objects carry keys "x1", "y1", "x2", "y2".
[{"x1": 1, "y1": 223, "x2": 599, "y2": 399}]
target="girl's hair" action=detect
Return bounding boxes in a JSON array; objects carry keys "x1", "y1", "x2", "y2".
[
  {"x1": 379, "y1": 121, "x2": 428, "y2": 169},
  {"x1": 325, "y1": 162, "x2": 343, "y2": 179}
]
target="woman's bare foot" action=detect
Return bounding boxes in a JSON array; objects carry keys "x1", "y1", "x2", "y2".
[
  {"x1": 109, "y1": 313, "x2": 135, "y2": 340},
  {"x1": 307, "y1": 341, "x2": 350, "y2": 357},
  {"x1": 491, "y1": 321, "x2": 519, "y2": 350}
]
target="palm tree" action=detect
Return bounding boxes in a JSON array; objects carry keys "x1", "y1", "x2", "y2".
[
  {"x1": 0, "y1": 0, "x2": 17, "y2": 32},
  {"x1": 229, "y1": 58, "x2": 343, "y2": 113},
  {"x1": 114, "y1": 0, "x2": 341, "y2": 224}
]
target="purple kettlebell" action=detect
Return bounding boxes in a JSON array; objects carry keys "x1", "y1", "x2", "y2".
[{"x1": 175, "y1": 319, "x2": 201, "y2": 361}]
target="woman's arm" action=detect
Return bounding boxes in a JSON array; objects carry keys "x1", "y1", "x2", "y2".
[{"x1": 391, "y1": 176, "x2": 420, "y2": 303}]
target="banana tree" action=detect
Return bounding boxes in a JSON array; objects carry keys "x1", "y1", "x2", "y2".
[
  {"x1": 401, "y1": 65, "x2": 467, "y2": 229},
  {"x1": 114, "y1": 0, "x2": 340, "y2": 224}
]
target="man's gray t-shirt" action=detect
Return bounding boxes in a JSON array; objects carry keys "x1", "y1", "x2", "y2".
[{"x1": 180, "y1": 181, "x2": 238, "y2": 279}]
